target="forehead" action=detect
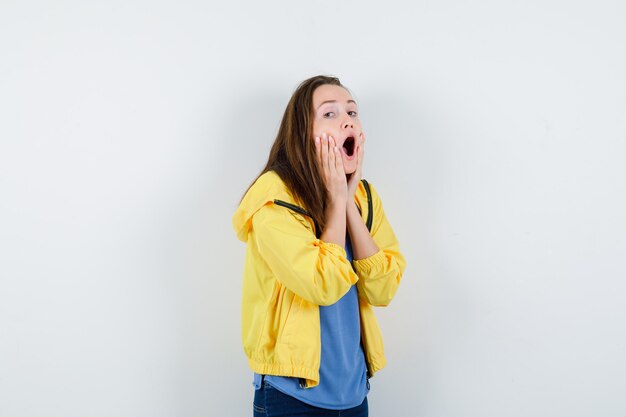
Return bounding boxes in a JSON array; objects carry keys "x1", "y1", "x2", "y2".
[{"x1": 312, "y1": 84, "x2": 354, "y2": 107}]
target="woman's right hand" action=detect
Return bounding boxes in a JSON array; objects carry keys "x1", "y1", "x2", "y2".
[
  {"x1": 315, "y1": 133, "x2": 348, "y2": 205},
  {"x1": 315, "y1": 133, "x2": 347, "y2": 246}
]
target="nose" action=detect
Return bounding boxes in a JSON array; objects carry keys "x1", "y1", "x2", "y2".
[{"x1": 342, "y1": 119, "x2": 354, "y2": 129}]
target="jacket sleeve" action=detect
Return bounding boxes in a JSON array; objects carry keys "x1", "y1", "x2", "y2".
[
  {"x1": 353, "y1": 183, "x2": 406, "y2": 307},
  {"x1": 252, "y1": 202, "x2": 358, "y2": 306}
]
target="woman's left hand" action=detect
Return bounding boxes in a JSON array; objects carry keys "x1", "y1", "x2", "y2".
[{"x1": 346, "y1": 132, "x2": 365, "y2": 199}]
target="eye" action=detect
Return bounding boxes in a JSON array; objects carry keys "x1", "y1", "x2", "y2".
[
  {"x1": 323, "y1": 111, "x2": 335, "y2": 118},
  {"x1": 348, "y1": 110, "x2": 358, "y2": 117}
]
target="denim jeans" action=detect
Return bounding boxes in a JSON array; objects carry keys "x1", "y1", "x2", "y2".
[{"x1": 253, "y1": 381, "x2": 368, "y2": 417}]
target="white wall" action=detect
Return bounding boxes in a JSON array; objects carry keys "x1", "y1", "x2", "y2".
[{"x1": 1, "y1": 1, "x2": 625, "y2": 416}]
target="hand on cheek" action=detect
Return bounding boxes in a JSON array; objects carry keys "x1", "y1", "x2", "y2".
[
  {"x1": 347, "y1": 132, "x2": 365, "y2": 198},
  {"x1": 315, "y1": 133, "x2": 347, "y2": 204}
]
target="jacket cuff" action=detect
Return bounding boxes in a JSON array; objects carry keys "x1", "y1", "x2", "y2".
[
  {"x1": 352, "y1": 249, "x2": 386, "y2": 273},
  {"x1": 319, "y1": 241, "x2": 348, "y2": 258}
]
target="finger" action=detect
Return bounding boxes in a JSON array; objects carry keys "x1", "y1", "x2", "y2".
[
  {"x1": 330, "y1": 137, "x2": 344, "y2": 177},
  {"x1": 332, "y1": 137, "x2": 343, "y2": 173},
  {"x1": 358, "y1": 134, "x2": 365, "y2": 163},
  {"x1": 328, "y1": 135, "x2": 336, "y2": 172},
  {"x1": 314, "y1": 136, "x2": 321, "y2": 167},
  {"x1": 321, "y1": 133, "x2": 329, "y2": 172},
  {"x1": 336, "y1": 147, "x2": 344, "y2": 176},
  {"x1": 356, "y1": 133, "x2": 364, "y2": 155}
]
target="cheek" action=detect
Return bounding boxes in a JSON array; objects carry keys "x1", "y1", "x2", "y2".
[
  {"x1": 312, "y1": 120, "x2": 322, "y2": 137},
  {"x1": 313, "y1": 121, "x2": 335, "y2": 137}
]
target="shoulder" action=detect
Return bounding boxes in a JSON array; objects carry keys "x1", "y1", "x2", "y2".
[
  {"x1": 233, "y1": 171, "x2": 297, "y2": 241},
  {"x1": 354, "y1": 179, "x2": 386, "y2": 230},
  {"x1": 245, "y1": 171, "x2": 295, "y2": 204},
  {"x1": 355, "y1": 178, "x2": 383, "y2": 207}
]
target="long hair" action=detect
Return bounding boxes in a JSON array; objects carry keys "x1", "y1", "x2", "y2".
[{"x1": 246, "y1": 75, "x2": 346, "y2": 232}]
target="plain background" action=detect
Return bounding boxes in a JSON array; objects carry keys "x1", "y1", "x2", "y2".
[{"x1": 1, "y1": 1, "x2": 625, "y2": 416}]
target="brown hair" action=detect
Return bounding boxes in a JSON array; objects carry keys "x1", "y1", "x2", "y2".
[{"x1": 247, "y1": 75, "x2": 347, "y2": 232}]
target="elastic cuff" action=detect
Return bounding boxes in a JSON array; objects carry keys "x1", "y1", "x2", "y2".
[
  {"x1": 320, "y1": 241, "x2": 348, "y2": 258},
  {"x1": 352, "y1": 249, "x2": 385, "y2": 272}
]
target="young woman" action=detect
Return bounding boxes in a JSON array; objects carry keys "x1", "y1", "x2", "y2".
[{"x1": 232, "y1": 75, "x2": 406, "y2": 417}]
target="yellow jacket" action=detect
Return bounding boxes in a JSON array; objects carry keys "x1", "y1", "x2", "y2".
[{"x1": 232, "y1": 171, "x2": 406, "y2": 388}]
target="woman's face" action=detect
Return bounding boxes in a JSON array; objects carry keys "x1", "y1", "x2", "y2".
[{"x1": 312, "y1": 84, "x2": 362, "y2": 175}]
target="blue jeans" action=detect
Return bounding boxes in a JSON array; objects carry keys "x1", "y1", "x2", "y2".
[{"x1": 253, "y1": 381, "x2": 369, "y2": 417}]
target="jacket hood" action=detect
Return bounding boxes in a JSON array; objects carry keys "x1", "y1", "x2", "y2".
[{"x1": 232, "y1": 171, "x2": 297, "y2": 242}]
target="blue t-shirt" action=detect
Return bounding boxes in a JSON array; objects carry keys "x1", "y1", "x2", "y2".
[{"x1": 253, "y1": 233, "x2": 369, "y2": 409}]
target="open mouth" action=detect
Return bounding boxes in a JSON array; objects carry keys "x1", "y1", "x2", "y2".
[{"x1": 343, "y1": 136, "x2": 355, "y2": 157}]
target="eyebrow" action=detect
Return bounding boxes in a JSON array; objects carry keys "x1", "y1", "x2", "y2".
[{"x1": 316, "y1": 99, "x2": 357, "y2": 110}]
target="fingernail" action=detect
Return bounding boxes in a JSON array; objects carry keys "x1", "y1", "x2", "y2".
[{"x1": 315, "y1": 137, "x2": 319, "y2": 144}]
